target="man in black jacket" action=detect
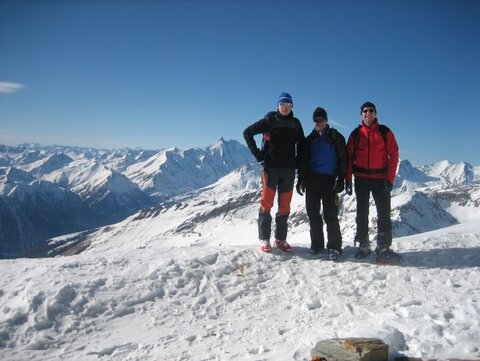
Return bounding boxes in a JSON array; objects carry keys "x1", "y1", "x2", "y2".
[
  {"x1": 297, "y1": 107, "x2": 347, "y2": 260},
  {"x1": 243, "y1": 92, "x2": 305, "y2": 252}
]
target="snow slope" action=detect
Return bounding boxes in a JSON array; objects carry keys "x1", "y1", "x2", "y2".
[{"x1": 0, "y1": 222, "x2": 479, "y2": 361}]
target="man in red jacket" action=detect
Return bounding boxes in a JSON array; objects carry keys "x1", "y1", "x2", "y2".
[{"x1": 345, "y1": 101, "x2": 401, "y2": 263}]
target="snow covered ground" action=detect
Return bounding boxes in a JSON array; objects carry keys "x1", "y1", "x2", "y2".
[{"x1": 1, "y1": 221, "x2": 479, "y2": 361}]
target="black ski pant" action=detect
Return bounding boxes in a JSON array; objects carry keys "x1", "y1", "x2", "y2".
[
  {"x1": 354, "y1": 177, "x2": 392, "y2": 249},
  {"x1": 258, "y1": 167, "x2": 295, "y2": 241},
  {"x1": 305, "y1": 172, "x2": 342, "y2": 252}
]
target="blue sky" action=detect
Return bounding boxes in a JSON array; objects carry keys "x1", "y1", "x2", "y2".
[{"x1": 1, "y1": 0, "x2": 479, "y2": 166}]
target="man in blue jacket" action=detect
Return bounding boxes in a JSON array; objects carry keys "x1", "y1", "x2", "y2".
[{"x1": 297, "y1": 107, "x2": 347, "y2": 260}]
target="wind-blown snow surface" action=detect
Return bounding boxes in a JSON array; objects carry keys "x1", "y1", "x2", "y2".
[{"x1": 1, "y1": 222, "x2": 479, "y2": 360}]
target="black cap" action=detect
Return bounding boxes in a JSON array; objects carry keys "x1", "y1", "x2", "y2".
[
  {"x1": 360, "y1": 101, "x2": 376, "y2": 114},
  {"x1": 313, "y1": 107, "x2": 328, "y2": 121}
]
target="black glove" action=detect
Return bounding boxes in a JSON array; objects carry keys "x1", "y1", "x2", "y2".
[
  {"x1": 333, "y1": 178, "x2": 345, "y2": 193},
  {"x1": 345, "y1": 182, "x2": 353, "y2": 196},
  {"x1": 385, "y1": 180, "x2": 393, "y2": 193},
  {"x1": 296, "y1": 180, "x2": 306, "y2": 196},
  {"x1": 254, "y1": 150, "x2": 265, "y2": 163}
]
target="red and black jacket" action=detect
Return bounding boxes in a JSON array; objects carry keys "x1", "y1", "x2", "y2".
[{"x1": 346, "y1": 119, "x2": 399, "y2": 184}]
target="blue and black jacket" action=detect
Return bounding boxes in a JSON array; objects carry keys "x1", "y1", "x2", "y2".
[{"x1": 299, "y1": 125, "x2": 347, "y2": 180}]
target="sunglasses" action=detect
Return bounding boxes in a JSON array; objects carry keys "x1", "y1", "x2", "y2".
[
  {"x1": 278, "y1": 103, "x2": 293, "y2": 108},
  {"x1": 362, "y1": 108, "x2": 375, "y2": 113},
  {"x1": 313, "y1": 117, "x2": 327, "y2": 123}
]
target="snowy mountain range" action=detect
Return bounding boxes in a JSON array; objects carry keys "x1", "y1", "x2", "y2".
[
  {"x1": 28, "y1": 155, "x2": 480, "y2": 259},
  {"x1": 0, "y1": 139, "x2": 252, "y2": 256},
  {"x1": 1, "y1": 140, "x2": 479, "y2": 258}
]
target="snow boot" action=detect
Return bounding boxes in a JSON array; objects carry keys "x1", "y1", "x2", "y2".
[
  {"x1": 327, "y1": 249, "x2": 341, "y2": 261},
  {"x1": 260, "y1": 240, "x2": 272, "y2": 252},
  {"x1": 375, "y1": 247, "x2": 403, "y2": 264},
  {"x1": 355, "y1": 241, "x2": 372, "y2": 259},
  {"x1": 275, "y1": 239, "x2": 292, "y2": 252}
]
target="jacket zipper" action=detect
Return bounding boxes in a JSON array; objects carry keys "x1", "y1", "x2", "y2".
[{"x1": 367, "y1": 127, "x2": 370, "y2": 176}]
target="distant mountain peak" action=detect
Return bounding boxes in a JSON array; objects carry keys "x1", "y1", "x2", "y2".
[
  {"x1": 37, "y1": 153, "x2": 74, "y2": 173},
  {"x1": 4, "y1": 167, "x2": 36, "y2": 184},
  {"x1": 421, "y1": 159, "x2": 475, "y2": 185},
  {"x1": 396, "y1": 159, "x2": 439, "y2": 185}
]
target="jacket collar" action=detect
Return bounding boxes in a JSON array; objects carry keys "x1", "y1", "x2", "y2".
[
  {"x1": 310, "y1": 124, "x2": 331, "y2": 137},
  {"x1": 275, "y1": 110, "x2": 294, "y2": 120},
  {"x1": 361, "y1": 118, "x2": 379, "y2": 131}
]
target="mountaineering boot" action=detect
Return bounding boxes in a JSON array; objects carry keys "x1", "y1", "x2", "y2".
[
  {"x1": 260, "y1": 240, "x2": 272, "y2": 252},
  {"x1": 355, "y1": 241, "x2": 372, "y2": 259},
  {"x1": 375, "y1": 247, "x2": 403, "y2": 264},
  {"x1": 275, "y1": 239, "x2": 292, "y2": 252},
  {"x1": 327, "y1": 249, "x2": 340, "y2": 261}
]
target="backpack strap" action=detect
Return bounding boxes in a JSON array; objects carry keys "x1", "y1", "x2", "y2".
[
  {"x1": 329, "y1": 128, "x2": 341, "y2": 155},
  {"x1": 378, "y1": 124, "x2": 390, "y2": 145},
  {"x1": 330, "y1": 127, "x2": 347, "y2": 180}
]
